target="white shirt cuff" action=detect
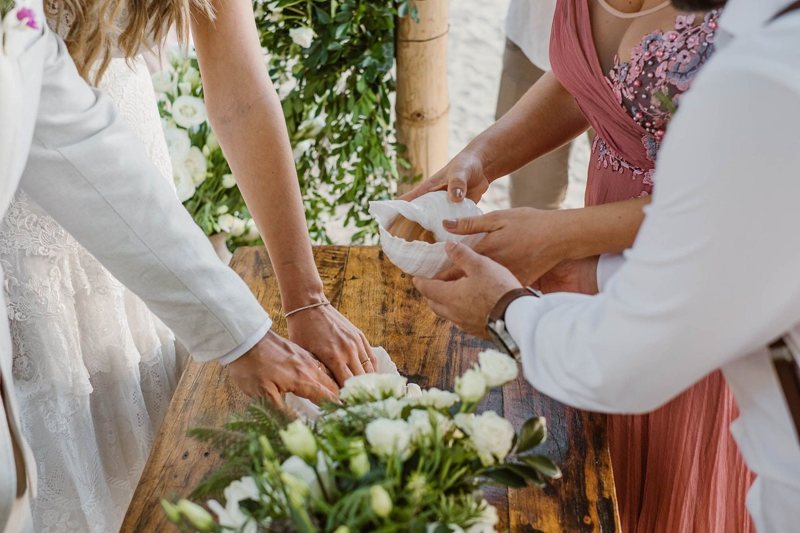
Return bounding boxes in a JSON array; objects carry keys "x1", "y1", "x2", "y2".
[
  {"x1": 217, "y1": 319, "x2": 272, "y2": 366},
  {"x1": 596, "y1": 253, "x2": 626, "y2": 292},
  {"x1": 505, "y1": 294, "x2": 549, "y2": 353}
]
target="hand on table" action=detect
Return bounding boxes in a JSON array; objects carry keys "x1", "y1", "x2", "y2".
[
  {"x1": 401, "y1": 151, "x2": 490, "y2": 203},
  {"x1": 413, "y1": 241, "x2": 522, "y2": 338},
  {"x1": 228, "y1": 330, "x2": 339, "y2": 405},
  {"x1": 287, "y1": 304, "x2": 376, "y2": 386},
  {"x1": 438, "y1": 207, "x2": 571, "y2": 287}
]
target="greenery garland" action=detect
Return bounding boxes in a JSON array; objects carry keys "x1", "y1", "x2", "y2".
[{"x1": 254, "y1": 0, "x2": 416, "y2": 243}]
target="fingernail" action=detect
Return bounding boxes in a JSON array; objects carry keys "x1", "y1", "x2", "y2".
[
  {"x1": 453, "y1": 188, "x2": 465, "y2": 199},
  {"x1": 442, "y1": 219, "x2": 458, "y2": 229}
]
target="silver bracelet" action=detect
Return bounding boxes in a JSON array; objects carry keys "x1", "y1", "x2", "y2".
[{"x1": 284, "y1": 300, "x2": 331, "y2": 319}]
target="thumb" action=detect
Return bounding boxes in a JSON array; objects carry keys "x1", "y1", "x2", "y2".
[
  {"x1": 444, "y1": 241, "x2": 486, "y2": 275},
  {"x1": 447, "y1": 172, "x2": 468, "y2": 203},
  {"x1": 442, "y1": 213, "x2": 496, "y2": 235}
]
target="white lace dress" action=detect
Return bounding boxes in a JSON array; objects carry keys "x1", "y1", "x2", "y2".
[{"x1": 1, "y1": 56, "x2": 185, "y2": 532}]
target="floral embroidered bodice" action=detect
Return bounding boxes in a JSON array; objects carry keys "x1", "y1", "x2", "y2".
[{"x1": 606, "y1": 10, "x2": 720, "y2": 162}]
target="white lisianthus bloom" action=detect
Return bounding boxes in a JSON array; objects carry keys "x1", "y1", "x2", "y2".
[
  {"x1": 340, "y1": 374, "x2": 408, "y2": 404},
  {"x1": 173, "y1": 166, "x2": 196, "y2": 202},
  {"x1": 280, "y1": 421, "x2": 317, "y2": 463},
  {"x1": 164, "y1": 127, "x2": 191, "y2": 159},
  {"x1": 277, "y1": 76, "x2": 297, "y2": 99},
  {"x1": 229, "y1": 217, "x2": 247, "y2": 237},
  {"x1": 205, "y1": 131, "x2": 220, "y2": 152},
  {"x1": 405, "y1": 383, "x2": 423, "y2": 399},
  {"x1": 365, "y1": 418, "x2": 411, "y2": 458},
  {"x1": 217, "y1": 213, "x2": 236, "y2": 233},
  {"x1": 172, "y1": 146, "x2": 208, "y2": 186},
  {"x1": 289, "y1": 26, "x2": 315, "y2": 48},
  {"x1": 407, "y1": 409, "x2": 453, "y2": 442},
  {"x1": 152, "y1": 70, "x2": 174, "y2": 94},
  {"x1": 221, "y1": 173, "x2": 236, "y2": 189},
  {"x1": 405, "y1": 387, "x2": 460, "y2": 410},
  {"x1": 178, "y1": 81, "x2": 193, "y2": 96},
  {"x1": 184, "y1": 67, "x2": 201, "y2": 88},
  {"x1": 292, "y1": 139, "x2": 314, "y2": 162},
  {"x1": 455, "y1": 412, "x2": 514, "y2": 466},
  {"x1": 172, "y1": 95, "x2": 207, "y2": 129},
  {"x1": 206, "y1": 476, "x2": 260, "y2": 533},
  {"x1": 464, "y1": 501, "x2": 499, "y2": 533},
  {"x1": 455, "y1": 369, "x2": 487, "y2": 403},
  {"x1": 478, "y1": 350, "x2": 518, "y2": 387},
  {"x1": 245, "y1": 219, "x2": 260, "y2": 241},
  {"x1": 281, "y1": 453, "x2": 332, "y2": 501},
  {"x1": 369, "y1": 486, "x2": 393, "y2": 518}
]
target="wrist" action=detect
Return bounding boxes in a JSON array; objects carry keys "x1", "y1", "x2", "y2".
[{"x1": 279, "y1": 281, "x2": 326, "y2": 312}]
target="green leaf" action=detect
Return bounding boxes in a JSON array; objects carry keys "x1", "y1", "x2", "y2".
[
  {"x1": 505, "y1": 463, "x2": 547, "y2": 488},
  {"x1": 516, "y1": 416, "x2": 547, "y2": 453},
  {"x1": 482, "y1": 467, "x2": 527, "y2": 488},
  {"x1": 520, "y1": 455, "x2": 562, "y2": 480}
]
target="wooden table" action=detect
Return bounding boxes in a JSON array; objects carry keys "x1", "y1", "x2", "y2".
[{"x1": 123, "y1": 246, "x2": 619, "y2": 532}]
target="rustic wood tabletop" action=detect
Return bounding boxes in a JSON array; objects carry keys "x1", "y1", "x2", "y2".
[{"x1": 122, "y1": 246, "x2": 619, "y2": 532}]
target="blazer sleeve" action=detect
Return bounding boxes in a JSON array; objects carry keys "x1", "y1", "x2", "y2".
[{"x1": 18, "y1": 30, "x2": 271, "y2": 363}]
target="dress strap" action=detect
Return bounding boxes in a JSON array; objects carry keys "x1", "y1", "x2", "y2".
[
  {"x1": 771, "y1": 0, "x2": 800, "y2": 22},
  {"x1": 595, "y1": 0, "x2": 671, "y2": 19}
]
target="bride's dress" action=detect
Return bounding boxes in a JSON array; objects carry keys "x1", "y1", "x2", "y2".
[{"x1": 0, "y1": 54, "x2": 184, "y2": 531}]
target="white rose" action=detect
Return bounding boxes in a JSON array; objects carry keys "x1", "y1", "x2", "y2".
[
  {"x1": 173, "y1": 165, "x2": 196, "y2": 202},
  {"x1": 245, "y1": 219, "x2": 260, "y2": 241},
  {"x1": 455, "y1": 412, "x2": 514, "y2": 466},
  {"x1": 180, "y1": 146, "x2": 208, "y2": 185},
  {"x1": 217, "y1": 214, "x2": 236, "y2": 233},
  {"x1": 152, "y1": 70, "x2": 174, "y2": 94},
  {"x1": 478, "y1": 350, "x2": 518, "y2": 388},
  {"x1": 172, "y1": 95, "x2": 207, "y2": 129},
  {"x1": 455, "y1": 369, "x2": 487, "y2": 403},
  {"x1": 340, "y1": 374, "x2": 408, "y2": 404},
  {"x1": 365, "y1": 418, "x2": 411, "y2": 458},
  {"x1": 289, "y1": 27, "x2": 315, "y2": 48},
  {"x1": 221, "y1": 173, "x2": 236, "y2": 189},
  {"x1": 229, "y1": 217, "x2": 247, "y2": 237},
  {"x1": 292, "y1": 139, "x2": 314, "y2": 162},
  {"x1": 405, "y1": 387, "x2": 459, "y2": 410},
  {"x1": 369, "y1": 485, "x2": 393, "y2": 518}
]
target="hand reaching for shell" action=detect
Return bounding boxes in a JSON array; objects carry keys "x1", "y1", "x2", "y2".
[
  {"x1": 436, "y1": 208, "x2": 573, "y2": 286},
  {"x1": 401, "y1": 151, "x2": 491, "y2": 204}
]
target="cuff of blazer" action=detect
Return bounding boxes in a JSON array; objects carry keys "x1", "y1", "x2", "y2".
[{"x1": 216, "y1": 319, "x2": 272, "y2": 366}]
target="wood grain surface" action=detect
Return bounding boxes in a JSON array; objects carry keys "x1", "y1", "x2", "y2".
[{"x1": 122, "y1": 246, "x2": 619, "y2": 532}]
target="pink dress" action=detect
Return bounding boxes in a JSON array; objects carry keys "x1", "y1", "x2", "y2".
[{"x1": 550, "y1": 2, "x2": 755, "y2": 531}]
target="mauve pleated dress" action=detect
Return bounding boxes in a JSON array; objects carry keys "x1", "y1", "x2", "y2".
[{"x1": 549, "y1": 2, "x2": 755, "y2": 531}]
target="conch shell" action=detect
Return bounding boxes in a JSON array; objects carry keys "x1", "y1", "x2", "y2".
[{"x1": 369, "y1": 191, "x2": 485, "y2": 278}]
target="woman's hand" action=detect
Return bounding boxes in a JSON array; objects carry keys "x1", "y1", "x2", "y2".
[
  {"x1": 439, "y1": 208, "x2": 576, "y2": 286},
  {"x1": 287, "y1": 305, "x2": 376, "y2": 387},
  {"x1": 535, "y1": 257, "x2": 600, "y2": 295},
  {"x1": 401, "y1": 150, "x2": 490, "y2": 204}
]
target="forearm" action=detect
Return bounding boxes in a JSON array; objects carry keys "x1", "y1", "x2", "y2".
[
  {"x1": 192, "y1": 1, "x2": 323, "y2": 310},
  {"x1": 556, "y1": 197, "x2": 650, "y2": 260},
  {"x1": 467, "y1": 71, "x2": 589, "y2": 182}
]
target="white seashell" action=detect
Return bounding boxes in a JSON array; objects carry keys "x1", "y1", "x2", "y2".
[
  {"x1": 285, "y1": 347, "x2": 398, "y2": 421},
  {"x1": 369, "y1": 191, "x2": 485, "y2": 278}
]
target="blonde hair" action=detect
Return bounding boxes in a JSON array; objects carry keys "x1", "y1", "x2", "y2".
[{"x1": 47, "y1": 0, "x2": 215, "y2": 84}]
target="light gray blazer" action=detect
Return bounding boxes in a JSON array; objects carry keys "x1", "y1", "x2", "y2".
[{"x1": 0, "y1": 2, "x2": 271, "y2": 528}]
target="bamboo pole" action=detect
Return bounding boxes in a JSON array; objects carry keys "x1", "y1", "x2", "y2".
[{"x1": 395, "y1": 0, "x2": 449, "y2": 193}]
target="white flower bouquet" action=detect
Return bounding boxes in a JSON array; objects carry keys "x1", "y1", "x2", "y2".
[
  {"x1": 153, "y1": 47, "x2": 261, "y2": 249},
  {"x1": 162, "y1": 350, "x2": 560, "y2": 532}
]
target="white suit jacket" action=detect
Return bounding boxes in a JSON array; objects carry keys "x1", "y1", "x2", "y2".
[{"x1": 0, "y1": 2, "x2": 271, "y2": 529}]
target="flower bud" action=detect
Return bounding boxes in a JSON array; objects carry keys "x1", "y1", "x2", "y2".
[
  {"x1": 349, "y1": 450, "x2": 370, "y2": 478},
  {"x1": 455, "y1": 368, "x2": 487, "y2": 403},
  {"x1": 279, "y1": 420, "x2": 318, "y2": 464},
  {"x1": 176, "y1": 499, "x2": 215, "y2": 531},
  {"x1": 369, "y1": 485, "x2": 393, "y2": 518},
  {"x1": 160, "y1": 499, "x2": 181, "y2": 524}
]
